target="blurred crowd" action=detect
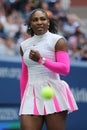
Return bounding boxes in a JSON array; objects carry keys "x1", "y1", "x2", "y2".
[{"x1": 0, "y1": 0, "x2": 87, "y2": 61}]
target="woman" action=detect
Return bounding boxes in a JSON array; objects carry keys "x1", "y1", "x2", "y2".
[{"x1": 20, "y1": 8, "x2": 78, "y2": 130}]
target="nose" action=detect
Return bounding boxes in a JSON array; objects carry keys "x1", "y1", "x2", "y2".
[{"x1": 37, "y1": 19, "x2": 42, "y2": 24}]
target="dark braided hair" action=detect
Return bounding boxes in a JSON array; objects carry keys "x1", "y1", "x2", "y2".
[{"x1": 26, "y1": 8, "x2": 58, "y2": 36}]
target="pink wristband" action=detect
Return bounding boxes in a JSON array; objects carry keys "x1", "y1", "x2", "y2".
[{"x1": 38, "y1": 57, "x2": 46, "y2": 65}]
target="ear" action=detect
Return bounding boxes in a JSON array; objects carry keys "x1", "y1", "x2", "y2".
[{"x1": 48, "y1": 23, "x2": 50, "y2": 26}]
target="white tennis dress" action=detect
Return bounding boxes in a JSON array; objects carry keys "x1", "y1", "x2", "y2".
[{"x1": 19, "y1": 31, "x2": 78, "y2": 115}]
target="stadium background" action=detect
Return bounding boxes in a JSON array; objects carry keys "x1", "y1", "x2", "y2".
[{"x1": 0, "y1": 0, "x2": 87, "y2": 130}]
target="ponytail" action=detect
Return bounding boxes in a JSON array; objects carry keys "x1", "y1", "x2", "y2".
[{"x1": 49, "y1": 18, "x2": 58, "y2": 34}]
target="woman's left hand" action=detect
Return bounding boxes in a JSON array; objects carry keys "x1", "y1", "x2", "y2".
[{"x1": 29, "y1": 50, "x2": 41, "y2": 62}]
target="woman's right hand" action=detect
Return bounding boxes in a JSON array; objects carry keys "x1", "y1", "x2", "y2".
[{"x1": 29, "y1": 50, "x2": 41, "y2": 62}]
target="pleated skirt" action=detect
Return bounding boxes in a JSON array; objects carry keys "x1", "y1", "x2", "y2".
[{"x1": 19, "y1": 73, "x2": 78, "y2": 115}]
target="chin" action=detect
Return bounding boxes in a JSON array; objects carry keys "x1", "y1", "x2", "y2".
[{"x1": 36, "y1": 30, "x2": 47, "y2": 35}]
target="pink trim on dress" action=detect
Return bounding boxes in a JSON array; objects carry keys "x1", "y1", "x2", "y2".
[
  {"x1": 44, "y1": 106, "x2": 47, "y2": 115},
  {"x1": 20, "y1": 82, "x2": 28, "y2": 114},
  {"x1": 48, "y1": 83, "x2": 61, "y2": 112},
  {"x1": 33, "y1": 88, "x2": 39, "y2": 115},
  {"x1": 53, "y1": 96, "x2": 61, "y2": 112},
  {"x1": 66, "y1": 87, "x2": 75, "y2": 110},
  {"x1": 20, "y1": 57, "x2": 28, "y2": 99}
]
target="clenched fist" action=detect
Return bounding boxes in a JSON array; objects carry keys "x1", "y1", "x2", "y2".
[{"x1": 29, "y1": 50, "x2": 41, "y2": 62}]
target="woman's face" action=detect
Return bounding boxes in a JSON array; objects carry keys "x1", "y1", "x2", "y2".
[{"x1": 30, "y1": 10, "x2": 49, "y2": 35}]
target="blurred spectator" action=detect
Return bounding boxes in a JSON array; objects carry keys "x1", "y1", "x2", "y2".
[
  {"x1": 60, "y1": 0, "x2": 71, "y2": 12},
  {"x1": 37, "y1": 1, "x2": 54, "y2": 18},
  {"x1": 52, "y1": 2, "x2": 61, "y2": 18},
  {"x1": 75, "y1": 31, "x2": 86, "y2": 49},
  {"x1": 5, "y1": 37, "x2": 16, "y2": 53},
  {"x1": 68, "y1": 35, "x2": 82, "y2": 60},
  {"x1": 21, "y1": 2, "x2": 33, "y2": 20},
  {"x1": 73, "y1": 21, "x2": 81, "y2": 32},
  {"x1": 70, "y1": 13, "x2": 81, "y2": 32},
  {"x1": 0, "y1": 3, "x2": 6, "y2": 23},
  {"x1": 68, "y1": 31, "x2": 85, "y2": 48},
  {"x1": 68, "y1": 30, "x2": 86, "y2": 60},
  {"x1": 28, "y1": 0, "x2": 35, "y2": 9},
  {"x1": 4, "y1": 2, "x2": 13, "y2": 16},
  {"x1": 0, "y1": 38, "x2": 7, "y2": 55},
  {"x1": 0, "y1": 22, "x2": 8, "y2": 39},
  {"x1": 46, "y1": 0, "x2": 59, "y2": 12},
  {"x1": 10, "y1": 0, "x2": 22, "y2": 11},
  {"x1": 81, "y1": 42, "x2": 87, "y2": 61},
  {"x1": 14, "y1": 24, "x2": 22, "y2": 42},
  {"x1": 2, "y1": 14, "x2": 19, "y2": 38},
  {"x1": 63, "y1": 14, "x2": 76, "y2": 39},
  {"x1": 57, "y1": 12, "x2": 67, "y2": 35},
  {"x1": 0, "y1": 37, "x2": 17, "y2": 55}
]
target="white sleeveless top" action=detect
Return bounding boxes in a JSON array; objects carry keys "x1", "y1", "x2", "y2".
[{"x1": 21, "y1": 31, "x2": 62, "y2": 80}]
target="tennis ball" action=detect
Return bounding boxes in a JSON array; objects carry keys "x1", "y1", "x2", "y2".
[{"x1": 41, "y1": 86, "x2": 55, "y2": 100}]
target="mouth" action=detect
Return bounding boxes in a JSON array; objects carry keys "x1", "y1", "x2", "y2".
[
  {"x1": 36, "y1": 26, "x2": 44, "y2": 30},
  {"x1": 34, "y1": 26, "x2": 47, "y2": 35}
]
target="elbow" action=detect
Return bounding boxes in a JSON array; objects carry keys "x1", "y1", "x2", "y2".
[
  {"x1": 63, "y1": 66, "x2": 70, "y2": 76},
  {"x1": 64, "y1": 70, "x2": 70, "y2": 76},
  {"x1": 60, "y1": 64, "x2": 70, "y2": 76}
]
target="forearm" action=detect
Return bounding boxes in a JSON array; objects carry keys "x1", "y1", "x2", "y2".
[{"x1": 38, "y1": 51, "x2": 70, "y2": 76}]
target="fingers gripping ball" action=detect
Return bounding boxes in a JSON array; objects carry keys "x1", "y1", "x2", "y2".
[{"x1": 41, "y1": 86, "x2": 55, "y2": 99}]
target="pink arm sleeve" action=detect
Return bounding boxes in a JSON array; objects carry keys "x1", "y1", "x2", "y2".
[
  {"x1": 20, "y1": 57, "x2": 28, "y2": 99},
  {"x1": 39, "y1": 51, "x2": 70, "y2": 76}
]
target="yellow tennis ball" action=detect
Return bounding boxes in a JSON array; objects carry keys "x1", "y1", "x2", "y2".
[{"x1": 41, "y1": 86, "x2": 55, "y2": 99}]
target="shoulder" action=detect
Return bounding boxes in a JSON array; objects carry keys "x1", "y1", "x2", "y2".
[
  {"x1": 48, "y1": 32, "x2": 65, "y2": 43},
  {"x1": 21, "y1": 37, "x2": 32, "y2": 47},
  {"x1": 49, "y1": 32, "x2": 63, "y2": 38},
  {"x1": 55, "y1": 38, "x2": 68, "y2": 52},
  {"x1": 48, "y1": 32, "x2": 66, "y2": 50},
  {"x1": 20, "y1": 36, "x2": 34, "y2": 52}
]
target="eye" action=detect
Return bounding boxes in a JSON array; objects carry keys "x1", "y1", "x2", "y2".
[
  {"x1": 32, "y1": 18, "x2": 38, "y2": 22},
  {"x1": 31, "y1": 17, "x2": 47, "y2": 22},
  {"x1": 40, "y1": 17, "x2": 47, "y2": 21}
]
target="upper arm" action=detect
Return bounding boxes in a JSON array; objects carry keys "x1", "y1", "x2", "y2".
[
  {"x1": 55, "y1": 38, "x2": 68, "y2": 52},
  {"x1": 20, "y1": 46, "x2": 23, "y2": 56}
]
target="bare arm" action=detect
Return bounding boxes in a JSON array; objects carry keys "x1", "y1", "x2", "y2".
[{"x1": 55, "y1": 38, "x2": 68, "y2": 52}]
